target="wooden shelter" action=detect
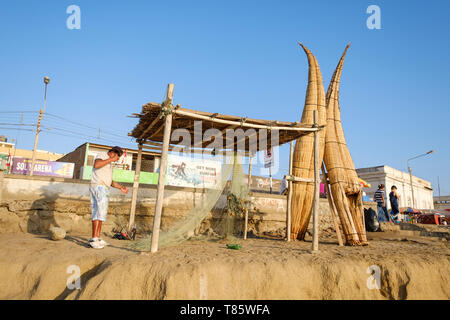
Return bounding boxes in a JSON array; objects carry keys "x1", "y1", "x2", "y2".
[{"x1": 128, "y1": 83, "x2": 323, "y2": 252}]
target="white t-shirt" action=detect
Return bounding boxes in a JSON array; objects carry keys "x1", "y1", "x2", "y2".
[{"x1": 91, "y1": 152, "x2": 113, "y2": 187}]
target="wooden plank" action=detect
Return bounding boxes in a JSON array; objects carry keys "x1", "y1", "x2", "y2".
[
  {"x1": 284, "y1": 175, "x2": 314, "y2": 183},
  {"x1": 127, "y1": 143, "x2": 143, "y2": 232},
  {"x1": 150, "y1": 83, "x2": 174, "y2": 253},
  {"x1": 244, "y1": 156, "x2": 252, "y2": 240}
]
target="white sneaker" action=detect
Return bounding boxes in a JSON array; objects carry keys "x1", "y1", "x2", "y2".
[
  {"x1": 98, "y1": 238, "x2": 110, "y2": 246},
  {"x1": 89, "y1": 240, "x2": 104, "y2": 249}
]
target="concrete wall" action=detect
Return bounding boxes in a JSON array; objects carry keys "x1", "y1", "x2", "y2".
[
  {"x1": 0, "y1": 174, "x2": 375, "y2": 238},
  {"x1": 434, "y1": 196, "x2": 450, "y2": 211}
]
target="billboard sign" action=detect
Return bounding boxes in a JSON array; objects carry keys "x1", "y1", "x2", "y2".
[
  {"x1": 166, "y1": 155, "x2": 222, "y2": 189},
  {"x1": 11, "y1": 157, "x2": 74, "y2": 178}
]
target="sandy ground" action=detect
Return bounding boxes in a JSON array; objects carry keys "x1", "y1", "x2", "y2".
[{"x1": 0, "y1": 230, "x2": 449, "y2": 300}]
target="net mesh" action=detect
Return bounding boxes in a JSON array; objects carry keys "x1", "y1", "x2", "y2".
[
  {"x1": 130, "y1": 152, "x2": 250, "y2": 251},
  {"x1": 220, "y1": 152, "x2": 250, "y2": 242}
]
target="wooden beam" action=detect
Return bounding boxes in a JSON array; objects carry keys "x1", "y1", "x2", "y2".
[
  {"x1": 149, "y1": 122, "x2": 165, "y2": 140},
  {"x1": 312, "y1": 110, "x2": 320, "y2": 252},
  {"x1": 138, "y1": 112, "x2": 162, "y2": 140},
  {"x1": 128, "y1": 143, "x2": 143, "y2": 233},
  {"x1": 244, "y1": 156, "x2": 253, "y2": 240},
  {"x1": 286, "y1": 140, "x2": 294, "y2": 241},
  {"x1": 321, "y1": 163, "x2": 344, "y2": 246},
  {"x1": 284, "y1": 175, "x2": 314, "y2": 183},
  {"x1": 173, "y1": 109, "x2": 319, "y2": 132},
  {"x1": 150, "y1": 83, "x2": 174, "y2": 253}
]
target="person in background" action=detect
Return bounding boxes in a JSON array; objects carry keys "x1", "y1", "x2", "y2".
[
  {"x1": 373, "y1": 184, "x2": 389, "y2": 222},
  {"x1": 389, "y1": 185, "x2": 400, "y2": 222},
  {"x1": 89, "y1": 146, "x2": 129, "y2": 249},
  {"x1": 280, "y1": 176, "x2": 288, "y2": 195}
]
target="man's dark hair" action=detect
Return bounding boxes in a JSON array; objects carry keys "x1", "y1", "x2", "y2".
[
  {"x1": 109, "y1": 146, "x2": 124, "y2": 157},
  {"x1": 378, "y1": 184, "x2": 385, "y2": 189},
  {"x1": 391, "y1": 185, "x2": 397, "y2": 190}
]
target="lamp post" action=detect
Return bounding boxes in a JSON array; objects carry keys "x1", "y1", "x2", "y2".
[
  {"x1": 30, "y1": 76, "x2": 50, "y2": 176},
  {"x1": 407, "y1": 150, "x2": 434, "y2": 208}
]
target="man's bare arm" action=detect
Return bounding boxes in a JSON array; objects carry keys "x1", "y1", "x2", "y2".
[
  {"x1": 94, "y1": 156, "x2": 117, "y2": 169},
  {"x1": 111, "y1": 181, "x2": 123, "y2": 189},
  {"x1": 111, "y1": 181, "x2": 129, "y2": 194}
]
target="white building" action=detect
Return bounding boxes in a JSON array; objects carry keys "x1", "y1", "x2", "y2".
[{"x1": 356, "y1": 165, "x2": 434, "y2": 210}]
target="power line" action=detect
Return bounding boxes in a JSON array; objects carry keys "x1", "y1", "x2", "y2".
[
  {"x1": 40, "y1": 127, "x2": 136, "y2": 148},
  {"x1": 0, "y1": 111, "x2": 39, "y2": 114},
  {"x1": 0, "y1": 127, "x2": 34, "y2": 132},
  {"x1": 44, "y1": 112, "x2": 130, "y2": 139},
  {"x1": 0, "y1": 123, "x2": 35, "y2": 126}
]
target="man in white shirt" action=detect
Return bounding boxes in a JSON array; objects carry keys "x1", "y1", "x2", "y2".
[{"x1": 89, "y1": 146, "x2": 128, "y2": 249}]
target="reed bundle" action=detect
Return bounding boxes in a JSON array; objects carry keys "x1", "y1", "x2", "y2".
[
  {"x1": 290, "y1": 43, "x2": 326, "y2": 240},
  {"x1": 323, "y1": 44, "x2": 368, "y2": 246}
]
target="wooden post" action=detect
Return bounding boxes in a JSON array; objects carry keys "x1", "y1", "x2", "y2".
[
  {"x1": 150, "y1": 83, "x2": 174, "y2": 253},
  {"x1": 128, "y1": 143, "x2": 143, "y2": 232},
  {"x1": 247, "y1": 155, "x2": 253, "y2": 191},
  {"x1": 286, "y1": 141, "x2": 294, "y2": 241},
  {"x1": 312, "y1": 110, "x2": 320, "y2": 252},
  {"x1": 321, "y1": 164, "x2": 344, "y2": 246},
  {"x1": 0, "y1": 169, "x2": 4, "y2": 205},
  {"x1": 244, "y1": 155, "x2": 252, "y2": 240}
]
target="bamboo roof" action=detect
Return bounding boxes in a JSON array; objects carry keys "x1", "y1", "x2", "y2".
[{"x1": 129, "y1": 102, "x2": 320, "y2": 154}]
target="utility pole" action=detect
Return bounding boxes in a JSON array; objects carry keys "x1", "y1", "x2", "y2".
[
  {"x1": 406, "y1": 149, "x2": 434, "y2": 209},
  {"x1": 408, "y1": 166, "x2": 415, "y2": 208},
  {"x1": 30, "y1": 76, "x2": 50, "y2": 176},
  {"x1": 438, "y1": 176, "x2": 441, "y2": 202}
]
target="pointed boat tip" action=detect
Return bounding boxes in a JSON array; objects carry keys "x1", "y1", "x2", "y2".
[{"x1": 297, "y1": 42, "x2": 310, "y2": 54}]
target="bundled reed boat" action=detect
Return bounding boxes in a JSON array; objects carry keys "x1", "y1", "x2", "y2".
[
  {"x1": 323, "y1": 44, "x2": 368, "y2": 246},
  {"x1": 290, "y1": 43, "x2": 326, "y2": 240}
]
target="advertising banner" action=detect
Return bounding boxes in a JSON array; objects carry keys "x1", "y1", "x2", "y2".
[
  {"x1": 166, "y1": 155, "x2": 222, "y2": 189},
  {"x1": 11, "y1": 157, "x2": 74, "y2": 178}
]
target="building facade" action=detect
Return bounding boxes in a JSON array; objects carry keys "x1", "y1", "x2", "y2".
[
  {"x1": 356, "y1": 165, "x2": 434, "y2": 210},
  {"x1": 434, "y1": 196, "x2": 450, "y2": 211},
  {"x1": 57, "y1": 142, "x2": 161, "y2": 184}
]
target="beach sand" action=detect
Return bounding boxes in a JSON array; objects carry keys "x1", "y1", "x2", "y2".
[{"x1": 0, "y1": 230, "x2": 448, "y2": 300}]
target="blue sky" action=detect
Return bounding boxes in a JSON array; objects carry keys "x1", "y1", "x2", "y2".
[{"x1": 0, "y1": 0, "x2": 449, "y2": 194}]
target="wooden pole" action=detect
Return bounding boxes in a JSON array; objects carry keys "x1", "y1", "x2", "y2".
[
  {"x1": 150, "y1": 83, "x2": 174, "y2": 253},
  {"x1": 286, "y1": 141, "x2": 294, "y2": 241},
  {"x1": 312, "y1": 110, "x2": 320, "y2": 252},
  {"x1": 244, "y1": 155, "x2": 252, "y2": 240},
  {"x1": 128, "y1": 143, "x2": 143, "y2": 233},
  {"x1": 321, "y1": 164, "x2": 344, "y2": 246}
]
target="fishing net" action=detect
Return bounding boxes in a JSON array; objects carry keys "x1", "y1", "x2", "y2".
[
  {"x1": 220, "y1": 152, "x2": 251, "y2": 242},
  {"x1": 130, "y1": 151, "x2": 250, "y2": 251}
]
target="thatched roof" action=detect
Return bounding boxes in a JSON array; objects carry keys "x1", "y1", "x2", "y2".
[{"x1": 129, "y1": 102, "x2": 319, "y2": 154}]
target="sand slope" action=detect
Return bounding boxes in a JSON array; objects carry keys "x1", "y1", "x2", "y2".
[{"x1": 0, "y1": 232, "x2": 448, "y2": 300}]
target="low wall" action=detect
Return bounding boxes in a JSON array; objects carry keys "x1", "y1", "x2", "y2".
[{"x1": 0, "y1": 174, "x2": 376, "y2": 237}]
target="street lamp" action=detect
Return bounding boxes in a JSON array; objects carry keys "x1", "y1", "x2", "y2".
[
  {"x1": 30, "y1": 76, "x2": 50, "y2": 176},
  {"x1": 406, "y1": 150, "x2": 434, "y2": 208}
]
